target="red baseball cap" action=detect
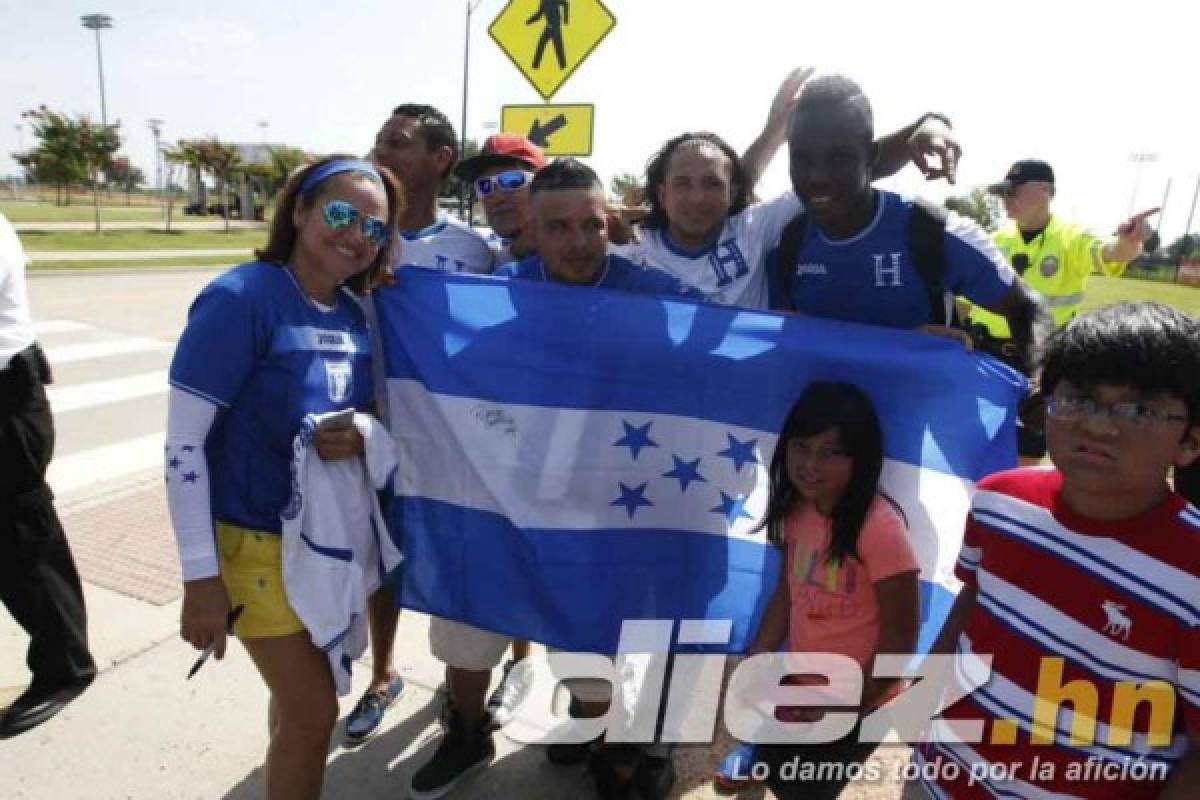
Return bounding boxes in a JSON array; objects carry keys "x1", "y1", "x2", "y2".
[{"x1": 454, "y1": 133, "x2": 547, "y2": 182}]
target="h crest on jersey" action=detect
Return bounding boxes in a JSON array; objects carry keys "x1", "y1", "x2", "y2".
[
  {"x1": 873, "y1": 252, "x2": 904, "y2": 287},
  {"x1": 708, "y1": 239, "x2": 749, "y2": 287},
  {"x1": 323, "y1": 359, "x2": 353, "y2": 403}
]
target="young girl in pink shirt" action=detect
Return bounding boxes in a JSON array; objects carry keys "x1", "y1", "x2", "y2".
[{"x1": 722, "y1": 381, "x2": 921, "y2": 799}]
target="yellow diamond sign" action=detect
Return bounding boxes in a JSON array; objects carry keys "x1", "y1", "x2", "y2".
[
  {"x1": 501, "y1": 104, "x2": 594, "y2": 156},
  {"x1": 488, "y1": 0, "x2": 617, "y2": 102}
]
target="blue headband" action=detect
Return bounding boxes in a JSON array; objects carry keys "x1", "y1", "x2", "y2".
[{"x1": 300, "y1": 159, "x2": 383, "y2": 196}]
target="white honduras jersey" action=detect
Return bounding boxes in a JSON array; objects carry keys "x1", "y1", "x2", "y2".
[
  {"x1": 395, "y1": 215, "x2": 494, "y2": 275},
  {"x1": 617, "y1": 191, "x2": 801, "y2": 309}
]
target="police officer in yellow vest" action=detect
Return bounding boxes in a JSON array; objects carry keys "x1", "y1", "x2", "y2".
[{"x1": 968, "y1": 158, "x2": 1156, "y2": 461}]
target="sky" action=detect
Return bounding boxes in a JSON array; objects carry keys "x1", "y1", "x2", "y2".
[{"x1": 4, "y1": 0, "x2": 1199, "y2": 241}]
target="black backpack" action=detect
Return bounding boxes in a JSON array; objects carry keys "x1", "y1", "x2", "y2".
[{"x1": 769, "y1": 197, "x2": 959, "y2": 326}]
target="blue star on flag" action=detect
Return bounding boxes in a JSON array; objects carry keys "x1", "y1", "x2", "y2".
[
  {"x1": 663, "y1": 455, "x2": 706, "y2": 492},
  {"x1": 168, "y1": 456, "x2": 182, "y2": 470},
  {"x1": 613, "y1": 420, "x2": 659, "y2": 460},
  {"x1": 182, "y1": 471, "x2": 199, "y2": 483},
  {"x1": 611, "y1": 481, "x2": 654, "y2": 519},
  {"x1": 717, "y1": 433, "x2": 760, "y2": 473},
  {"x1": 710, "y1": 491, "x2": 753, "y2": 525}
]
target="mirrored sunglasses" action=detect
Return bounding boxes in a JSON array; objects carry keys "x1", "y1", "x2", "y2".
[
  {"x1": 321, "y1": 200, "x2": 390, "y2": 248},
  {"x1": 474, "y1": 169, "x2": 532, "y2": 197}
]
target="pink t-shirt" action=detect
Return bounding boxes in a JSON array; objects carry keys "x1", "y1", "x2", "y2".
[{"x1": 784, "y1": 494, "x2": 918, "y2": 668}]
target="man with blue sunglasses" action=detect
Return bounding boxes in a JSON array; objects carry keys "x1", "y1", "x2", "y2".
[{"x1": 454, "y1": 134, "x2": 549, "y2": 265}]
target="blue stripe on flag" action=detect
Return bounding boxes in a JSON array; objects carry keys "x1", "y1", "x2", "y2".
[{"x1": 375, "y1": 272, "x2": 1023, "y2": 480}]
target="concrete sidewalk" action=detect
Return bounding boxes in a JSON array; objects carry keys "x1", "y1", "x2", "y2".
[{"x1": 0, "y1": 478, "x2": 908, "y2": 799}]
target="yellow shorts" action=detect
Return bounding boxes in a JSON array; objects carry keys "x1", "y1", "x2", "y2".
[{"x1": 216, "y1": 522, "x2": 305, "y2": 639}]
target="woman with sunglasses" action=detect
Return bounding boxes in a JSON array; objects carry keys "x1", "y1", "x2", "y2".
[{"x1": 164, "y1": 155, "x2": 402, "y2": 800}]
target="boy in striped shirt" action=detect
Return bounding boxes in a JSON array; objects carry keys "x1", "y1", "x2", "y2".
[{"x1": 913, "y1": 302, "x2": 1200, "y2": 799}]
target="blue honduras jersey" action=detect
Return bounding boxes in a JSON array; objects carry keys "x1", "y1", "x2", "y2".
[
  {"x1": 169, "y1": 262, "x2": 373, "y2": 534},
  {"x1": 772, "y1": 190, "x2": 1015, "y2": 328},
  {"x1": 497, "y1": 253, "x2": 705, "y2": 300}
]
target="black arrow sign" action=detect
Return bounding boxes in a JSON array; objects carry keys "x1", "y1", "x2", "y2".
[{"x1": 528, "y1": 113, "x2": 568, "y2": 147}]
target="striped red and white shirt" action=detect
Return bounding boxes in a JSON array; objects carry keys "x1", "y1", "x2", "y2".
[{"x1": 916, "y1": 467, "x2": 1200, "y2": 799}]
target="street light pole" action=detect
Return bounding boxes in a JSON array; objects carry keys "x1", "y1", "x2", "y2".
[
  {"x1": 460, "y1": 0, "x2": 482, "y2": 221},
  {"x1": 80, "y1": 14, "x2": 113, "y2": 127},
  {"x1": 1128, "y1": 151, "x2": 1158, "y2": 217},
  {"x1": 257, "y1": 120, "x2": 268, "y2": 146},
  {"x1": 147, "y1": 118, "x2": 163, "y2": 193}
]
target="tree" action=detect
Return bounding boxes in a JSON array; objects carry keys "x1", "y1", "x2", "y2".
[
  {"x1": 15, "y1": 106, "x2": 92, "y2": 206},
  {"x1": 1167, "y1": 233, "x2": 1200, "y2": 264},
  {"x1": 443, "y1": 138, "x2": 480, "y2": 202},
  {"x1": 265, "y1": 145, "x2": 310, "y2": 199},
  {"x1": 197, "y1": 138, "x2": 242, "y2": 233},
  {"x1": 105, "y1": 156, "x2": 146, "y2": 205},
  {"x1": 163, "y1": 141, "x2": 205, "y2": 232},
  {"x1": 944, "y1": 187, "x2": 999, "y2": 232},
  {"x1": 609, "y1": 172, "x2": 645, "y2": 207}
]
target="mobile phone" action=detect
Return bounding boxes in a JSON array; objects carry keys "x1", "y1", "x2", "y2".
[{"x1": 316, "y1": 408, "x2": 356, "y2": 432}]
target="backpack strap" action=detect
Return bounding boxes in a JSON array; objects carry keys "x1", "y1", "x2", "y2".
[
  {"x1": 908, "y1": 197, "x2": 952, "y2": 326},
  {"x1": 769, "y1": 212, "x2": 809, "y2": 311}
]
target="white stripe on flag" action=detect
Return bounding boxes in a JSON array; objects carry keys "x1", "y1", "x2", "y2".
[
  {"x1": 389, "y1": 377, "x2": 971, "y2": 586},
  {"x1": 47, "y1": 371, "x2": 167, "y2": 413}
]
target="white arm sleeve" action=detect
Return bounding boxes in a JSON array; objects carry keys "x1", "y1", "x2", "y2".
[{"x1": 165, "y1": 387, "x2": 220, "y2": 581}]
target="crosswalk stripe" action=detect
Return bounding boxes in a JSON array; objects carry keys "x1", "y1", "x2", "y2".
[
  {"x1": 47, "y1": 371, "x2": 168, "y2": 414},
  {"x1": 34, "y1": 319, "x2": 90, "y2": 335},
  {"x1": 44, "y1": 337, "x2": 171, "y2": 365},
  {"x1": 48, "y1": 433, "x2": 165, "y2": 496}
]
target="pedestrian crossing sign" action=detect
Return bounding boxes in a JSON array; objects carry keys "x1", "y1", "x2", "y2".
[{"x1": 488, "y1": 0, "x2": 617, "y2": 101}]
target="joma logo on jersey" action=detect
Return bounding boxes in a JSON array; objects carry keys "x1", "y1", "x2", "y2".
[
  {"x1": 795, "y1": 263, "x2": 827, "y2": 276},
  {"x1": 873, "y1": 253, "x2": 903, "y2": 287},
  {"x1": 323, "y1": 359, "x2": 352, "y2": 403},
  {"x1": 316, "y1": 332, "x2": 348, "y2": 347}
]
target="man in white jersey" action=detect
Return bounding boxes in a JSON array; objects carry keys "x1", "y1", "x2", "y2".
[
  {"x1": 0, "y1": 213, "x2": 96, "y2": 738},
  {"x1": 373, "y1": 104, "x2": 493, "y2": 274},
  {"x1": 345, "y1": 104, "x2": 497, "y2": 746},
  {"x1": 620, "y1": 69, "x2": 962, "y2": 310}
]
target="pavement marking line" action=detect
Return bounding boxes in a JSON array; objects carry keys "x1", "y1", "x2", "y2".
[
  {"x1": 44, "y1": 337, "x2": 172, "y2": 364},
  {"x1": 48, "y1": 370, "x2": 168, "y2": 413},
  {"x1": 34, "y1": 319, "x2": 91, "y2": 334},
  {"x1": 48, "y1": 433, "x2": 165, "y2": 495}
]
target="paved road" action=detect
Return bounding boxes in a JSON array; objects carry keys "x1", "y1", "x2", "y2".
[{"x1": 0, "y1": 267, "x2": 908, "y2": 799}]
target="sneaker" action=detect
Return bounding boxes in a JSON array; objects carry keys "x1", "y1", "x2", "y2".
[
  {"x1": 634, "y1": 755, "x2": 675, "y2": 800},
  {"x1": 587, "y1": 744, "x2": 642, "y2": 800},
  {"x1": 546, "y1": 734, "x2": 603, "y2": 765},
  {"x1": 712, "y1": 741, "x2": 761, "y2": 794},
  {"x1": 485, "y1": 659, "x2": 533, "y2": 727},
  {"x1": 343, "y1": 675, "x2": 404, "y2": 745},
  {"x1": 409, "y1": 710, "x2": 495, "y2": 800}
]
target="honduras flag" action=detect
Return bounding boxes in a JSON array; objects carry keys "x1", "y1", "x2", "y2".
[{"x1": 375, "y1": 271, "x2": 1024, "y2": 655}]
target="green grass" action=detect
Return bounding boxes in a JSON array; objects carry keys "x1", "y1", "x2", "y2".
[
  {"x1": 19, "y1": 228, "x2": 267, "y2": 252},
  {"x1": 1081, "y1": 274, "x2": 1200, "y2": 316},
  {"x1": 29, "y1": 255, "x2": 243, "y2": 271},
  {"x1": 1, "y1": 201, "x2": 166, "y2": 223}
]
